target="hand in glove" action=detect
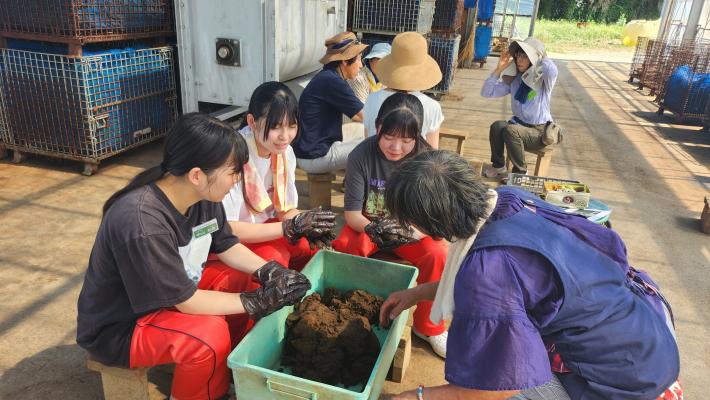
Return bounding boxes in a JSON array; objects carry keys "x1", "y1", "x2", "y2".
[
  {"x1": 305, "y1": 229, "x2": 337, "y2": 250},
  {"x1": 282, "y1": 207, "x2": 336, "y2": 244},
  {"x1": 253, "y1": 260, "x2": 307, "y2": 286},
  {"x1": 240, "y1": 271, "x2": 311, "y2": 319},
  {"x1": 364, "y1": 218, "x2": 417, "y2": 251}
]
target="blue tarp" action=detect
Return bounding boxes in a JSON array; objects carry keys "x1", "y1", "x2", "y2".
[
  {"x1": 664, "y1": 65, "x2": 710, "y2": 116},
  {"x1": 474, "y1": 24, "x2": 493, "y2": 60}
]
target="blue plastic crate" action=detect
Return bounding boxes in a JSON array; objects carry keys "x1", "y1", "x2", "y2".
[{"x1": 0, "y1": 41, "x2": 176, "y2": 161}]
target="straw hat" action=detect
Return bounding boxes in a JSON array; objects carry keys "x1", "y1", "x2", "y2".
[
  {"x1": 319, "y1": 32, "x2": 369, "y2": 64},
  {"x1": 373, "y1": 32, "x2": 442, "y2": 91}
]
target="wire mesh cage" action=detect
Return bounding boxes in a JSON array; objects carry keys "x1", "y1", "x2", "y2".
[
  {"x1": 352, "y1": 0, "x2": 436, "y2": 35},
  {"x1": 655, "y1": 41, "x2": 710, "y2": 102},
  {"x1": 638, "y1": 39, "x2": 677, "y2": 94},
  {"x1": 629, "y1": 36, "x2": 650, "y2": 83},
  {"x1": 360, "y1": 32, "x2": 395, "y2": 52},
  {"x1": 426, "y1": 34, "x2": 460, "y2": 93},
  {"x1": 0, "y1": 41, "x2": 177, "y2": 164},
  {"x1": 0, "y1": 0, "x2": 173, "y2": 44},
  {"x1": 659, "y1": 45, "x2": 710, "y2": 122},
  {"x1": 431, "y1": 0, "x2": 464, "y2": 34}
]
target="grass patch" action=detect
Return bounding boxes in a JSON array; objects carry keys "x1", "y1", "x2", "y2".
[{"x1": 534, "y1": 19, "x2": 627, "y2": 53}]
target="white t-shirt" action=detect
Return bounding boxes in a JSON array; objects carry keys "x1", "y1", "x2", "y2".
[
  {"x1": 363, "y1": 89, "x2": 445, "y2": 138},
  {"x1": 222, "y1": 129, "x2": 298, "y2": 224}
]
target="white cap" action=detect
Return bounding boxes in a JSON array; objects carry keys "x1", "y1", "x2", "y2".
[{"x1": 364, "y1": 42, "x2": 392, "y2": 60}]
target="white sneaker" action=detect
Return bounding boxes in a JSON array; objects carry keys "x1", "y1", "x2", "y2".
[
  {"x1": 483, "y1": 165, "x2": 507, "y2": 178},
  {"x1": 413, "y1": 329, "x2": 447, "y2": 359}
]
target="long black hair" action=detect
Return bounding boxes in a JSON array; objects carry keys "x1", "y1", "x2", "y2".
[
  {"x1": 103, "y1": 112, "x2": 249, "y2": 215},
  {"x1": 385, "y1": 150, "x2": 490, "y2": 241},
  {"x1": 375, "y1": 92, "x2": 430, "y2": 158},
  {"x1": 240, "y1": 81, "x2": 299, "y2": 141}
]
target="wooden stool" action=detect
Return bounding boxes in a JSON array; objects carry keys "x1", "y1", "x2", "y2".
[
  {"x1": 439, "y1": 127, "x2": 468, "y2": 156},
  {"x1": 506, "y1": 146, "x2": 555, "y2": 176},
  {"x1": 307, "y1": 172, "x2": 335, "y2": 209},
  {"x1": 86, "y1": 356, "x2": 151, "y2": 400},
  {"x1": 701, "y1": 196, "x2": 710, "y2": 234}
]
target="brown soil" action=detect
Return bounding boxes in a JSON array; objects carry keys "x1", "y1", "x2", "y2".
[{"x1": 282, "y1": 288, "x2": 384, "y2": 387}]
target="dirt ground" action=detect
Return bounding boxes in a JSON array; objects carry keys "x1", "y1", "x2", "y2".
[{"x1": 1, "y1": 55, "x2": 708, "y2": 399}]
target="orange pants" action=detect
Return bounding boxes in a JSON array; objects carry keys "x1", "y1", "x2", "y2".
[{"x1": 332, "y1": 225, "x2": 447, "y2": 336}]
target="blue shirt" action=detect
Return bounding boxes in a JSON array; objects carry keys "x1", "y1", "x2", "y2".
[
  {"x1": 480, "y1": 58, "x2": 558, "y2": 125},
  {"x1": 293, "y1": 66, "x2": 363, "y2": 159}
]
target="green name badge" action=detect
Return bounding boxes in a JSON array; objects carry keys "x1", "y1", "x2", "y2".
[{"x1": 193, "y1": 218, "x2": 219, "y2": 239}]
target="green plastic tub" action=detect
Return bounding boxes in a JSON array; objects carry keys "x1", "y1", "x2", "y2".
[{"x1": 227, "y1": 250, "x2": 419, "y2": 400}]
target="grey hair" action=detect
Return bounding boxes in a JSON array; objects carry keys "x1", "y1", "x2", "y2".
[{"x1": 385, "y1": 150, "x2": 490, "y2": 241}]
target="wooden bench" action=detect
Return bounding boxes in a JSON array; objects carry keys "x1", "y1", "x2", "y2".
[
  {"x1": 506, "y1": 146, "x2": 555, "y2": 177},
  {"x1": 86, "y1": 356, "x2": 151, "y2": 400},
  {"x1": 370, "y1": 251, "x2": 414, "y2": 383},
  {"x1": 439, "y1": 128, "x2": 468, "y2": 156},
  {"x1": 307, "y1": 172, "x2": 336, "y2": 209}
]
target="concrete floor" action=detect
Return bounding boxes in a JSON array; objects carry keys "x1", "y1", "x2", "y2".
[{"x1": 0, "y1": 57, "x2": 708, "y2": 399}]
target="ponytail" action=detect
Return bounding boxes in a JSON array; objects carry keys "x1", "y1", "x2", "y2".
[
  {"x1": 102, "y1": 165, "x2": 165, "y2": 215},
  {"x1": 102, "y1": 112, "x2": 249, "y2": 216}
]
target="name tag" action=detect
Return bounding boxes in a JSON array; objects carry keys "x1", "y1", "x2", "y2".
[{"x1": 192, "y1": 218, "x2": 219, "y2": 239}]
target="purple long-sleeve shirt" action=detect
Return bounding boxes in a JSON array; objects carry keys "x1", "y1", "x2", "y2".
[
  {"x1": 445, "y1": 188, "x2": 662, "y2": 391},
  {"x1": 480, "y1": 58, "x2": 558, "y2": 125}
]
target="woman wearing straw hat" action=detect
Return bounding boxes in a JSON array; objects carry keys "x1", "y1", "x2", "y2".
[
  {"x1": 362, "y1": 32, "x2": 445, "y2": 148},
  {"x1": 347, "y1": 42, "x2": 392, "y2": 103},
  {"x1": 481, "y1": 37, "x2": 560, "y2": 178},
  {"x1": 293, "y1": 32, "x2": 369, "y2": 174}
]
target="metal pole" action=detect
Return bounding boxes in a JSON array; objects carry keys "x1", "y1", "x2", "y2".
[
  {"x1": 656, "y1": 0, "x2": 674, "y2": 42},
  {"x1": 510, "y1": 0, "x2": 520, "y2": 39},
  {"x1": 500, "y1": 0, "x2": 510, "y2": 37},
  {"x1": 682, "y1": 0, "x2": 705, "y2": 42},
  {"x1": 463, "y1": 3, "x2": 479, "y2": 68},
  {"x1": 529, "y1": 0, "x2": 540, "y2": 37}
]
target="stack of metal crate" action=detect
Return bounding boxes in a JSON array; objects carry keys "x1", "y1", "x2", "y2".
[
  {"x1": 0, "y1": 0, "x2": 177, "y2": 175},
  {"x1": 629, "y1": 36, "x2": 710, "y2": 124},
  {"x1": 352, "y1": 0, "x2": 463, "y2": 94}
]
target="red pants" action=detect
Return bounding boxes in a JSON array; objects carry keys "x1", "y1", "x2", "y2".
[
  {"x1": 243, "y1": 218, "x2": 319, "y2": 272},
  {"x1": 332, "y1": 225, "x2": 447, "y2": 336},
  {"x1": 129, "y1": 263, "x2": 258, "y2": 400}
]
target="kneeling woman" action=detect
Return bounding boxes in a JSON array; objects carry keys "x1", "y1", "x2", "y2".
[
  {"x1": 382, "y1": 151, "x2": 681, "y2": 400},
  {"x1": 219, "y1": 81, "x2": 336, "y2": 271},
  {"x1": 332, "y1": 93, "x2": 448, "y2": 358},
  {"x1": 77, "y1": 113, "x2": 310, "y2": 400}
]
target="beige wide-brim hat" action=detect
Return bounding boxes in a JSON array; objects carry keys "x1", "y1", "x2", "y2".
[
  {"x1": 319, "y1": 31, "x2": 369, "y2": 64},
  {"x1": 373, "y1": 32, "x2": 442, "y2": 91}
]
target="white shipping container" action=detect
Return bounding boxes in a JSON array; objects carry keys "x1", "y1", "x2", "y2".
[{"x1": 174, "y1": 0, "x2": 347, "y2": 117}]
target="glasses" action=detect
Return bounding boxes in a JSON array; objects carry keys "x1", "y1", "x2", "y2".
[{"x1": 331, "y1": 38, "x2": 360, "y2": 50}]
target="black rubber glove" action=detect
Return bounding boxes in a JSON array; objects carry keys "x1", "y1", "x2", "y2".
[
  {"x1": 305, "y1": 229, "x2": 337, "y2": 250},
  {"x1": 240, "y1": 273, "x2": 311, "y2": 319},
  {"x1": 282, "y1": 207, "x2": 336, "y2": 244},
  {"x1": 364, "y1": 218, "x2": 417, "y2": 251},
  {"x1": 253, "y1": 260, "x2": 307, "y2": 286}
]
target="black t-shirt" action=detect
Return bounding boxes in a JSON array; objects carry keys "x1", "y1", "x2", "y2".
[
  {"x1": 344, "y1": 136, "x2": 403, "y2": 220},
  {"x1": 292, "y1": 66, "x2": 364, "y2": 159},
  {"x1": 76, "y1": 183, "x2": 239, "y2": 366}
]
